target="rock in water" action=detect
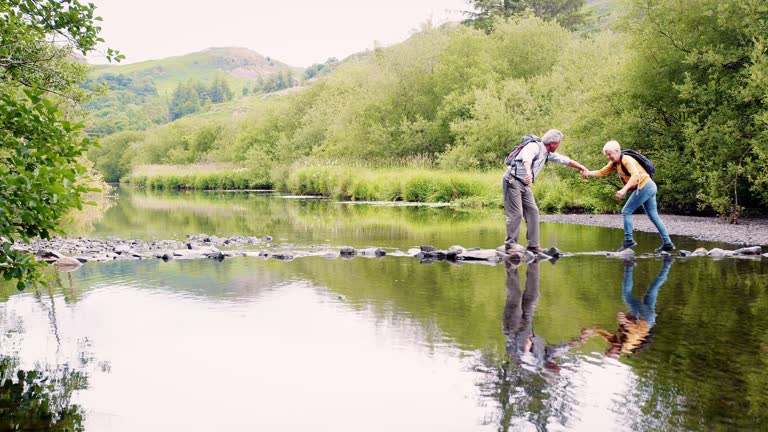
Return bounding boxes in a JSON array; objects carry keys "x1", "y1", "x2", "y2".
[
  {"x1": 53, "y1": 256, "x2": 82, "y2": 272},
  {"x1": 734, "y1": 246, "x2": 762, "y2": 255}
]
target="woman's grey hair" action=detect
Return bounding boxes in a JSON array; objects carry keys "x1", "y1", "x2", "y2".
[
  {"x1": 542, "y1": 129, "x2": 563, "y2": 145},
  {"x1": 603, "y1": 140, "x2": 621, "y2": 153}
]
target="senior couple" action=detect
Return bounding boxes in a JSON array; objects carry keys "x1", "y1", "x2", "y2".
[{"x1": 503, "y1": 129, "x2": 675, "y2": 255}]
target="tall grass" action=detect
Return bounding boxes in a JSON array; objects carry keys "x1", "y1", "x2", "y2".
[
  {"x1": 123, "y1": 161, "x2": 613, "y2": 212},
  {"x1": 279, "y1": 160, "x2": 500, "y2": 204},
  {"x1": 124, "y1": 164, "x2": 271, "y2": 190}
]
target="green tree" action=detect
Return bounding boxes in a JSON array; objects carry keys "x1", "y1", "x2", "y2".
[
  {"x1": 465, "y1": 0, "x2": 590, "y2": 31},
  {"x1": 618, "y1": 0, "x2": 768, "y2": 216},
  {"x1": 168, "y1": 82, "x2": 201, "y2": 120},
  {"x1": 0, "y1": 0, "x2": 121, "y2": 289}
]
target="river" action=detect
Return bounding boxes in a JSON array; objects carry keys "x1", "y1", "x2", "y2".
[{"x1": 1, "y1": 187, "x2": 767, "y2": 431}]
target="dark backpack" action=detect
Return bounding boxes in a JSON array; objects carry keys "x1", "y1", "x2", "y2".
[
  {"x1": 504, "y1": 134, "x2": 541, "y2": 166},
  {"x1": 616, "y1": 149, "x2": 656, "y2": 177}
]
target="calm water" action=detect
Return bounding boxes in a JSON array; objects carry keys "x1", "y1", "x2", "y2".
[{"x1": 1, "y1": 187, "x2": 767, "y2": 431}]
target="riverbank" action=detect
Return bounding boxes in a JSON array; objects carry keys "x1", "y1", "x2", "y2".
[{"x1": 541, "y1": 213, "x2": 768, "y2": 246}]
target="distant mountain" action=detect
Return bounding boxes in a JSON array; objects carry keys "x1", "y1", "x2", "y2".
[
  {"x1": 91, "y1": 47, "x2": 303, "y2": 95},
  {"x1": 83, "y1": 47, "x2": 305, "y2": 136}
]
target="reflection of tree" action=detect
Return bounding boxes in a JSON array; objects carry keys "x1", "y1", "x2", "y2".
[
  {"x1": 475, "y1": 348, "x2": 556, "y2": 431},
  {"x1": 1, "y1": 277, "x2": 93, "y2": 430},
  {"x1": 59, "y1": 193, "x2": 116, "y2": 237},
  {"x1": 0, "y1": 357, "x2": 87, "y2": 431}
]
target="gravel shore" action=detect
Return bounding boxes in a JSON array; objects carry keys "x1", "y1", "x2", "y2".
[{"x1": 539, "y1": 213, "x2": 768, "y2": 246}]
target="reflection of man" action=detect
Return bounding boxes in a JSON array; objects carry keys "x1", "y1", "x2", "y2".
[
  {"x1": 576, "y1": 257, "x2": 673, "y2": 358},
  {"x1": 502, "y1": 260, "x2": 567, "y2": 372}
]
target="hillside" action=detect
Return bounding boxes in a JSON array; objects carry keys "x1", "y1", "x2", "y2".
[
  {"x1": 92, "y1": 47, "x2": 303, "y2": 95},
  {"x1": 83, "y1": 47, "x2": 306, "y2": 136}
]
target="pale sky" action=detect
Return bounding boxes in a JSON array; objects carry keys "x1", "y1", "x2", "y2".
[{"x1": 88, "y1": 0, "x2": 470, "y2": 67}]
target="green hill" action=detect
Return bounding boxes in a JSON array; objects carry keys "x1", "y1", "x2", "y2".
[
  {"x1": 83, "y1": 47, "x2": 305, "y2": 136},
  {"x1": 92, "y1": 47, "x2": 302, "y2": 95}
]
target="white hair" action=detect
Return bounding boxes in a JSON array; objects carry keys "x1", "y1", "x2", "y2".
[
  {"x1": 603, "y1": 140, "x2": 621, "y2": 153},
  {"x1": 542, "y1": 129, "x2": 563, "y2": 145}
]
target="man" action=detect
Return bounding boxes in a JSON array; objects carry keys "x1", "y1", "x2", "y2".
[
  {"x1": 503, "y1": 129, "x2": 590, "y2": 254},
  {"x1": 583, "y1": 140, "x2": 675, "y2": 253}
]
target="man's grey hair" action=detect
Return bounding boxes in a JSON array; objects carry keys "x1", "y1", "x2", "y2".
[
  {"x1": 542, "y1": 129, "x2": 563, "y2": 145},
  {"x1": 603, "y1": 140, "x2": 621, "y2": 153}
]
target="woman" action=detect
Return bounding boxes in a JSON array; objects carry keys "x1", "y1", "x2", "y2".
[{"x1": 583, "y1": 141, "x2": 675, "y2": 253}]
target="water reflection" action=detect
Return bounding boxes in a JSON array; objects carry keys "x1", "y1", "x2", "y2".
[
  {"x1": 575, "y1": 257, "x2": 672, "y2": 358},
  {"x1": 0, "y1": 279, "x2": 93, "y2": 431},
  {"x1": 0, "y1": 357, "x2": 87, "y2": 431},
  {"x1": 503, "y1": 260, "x2": 567, "y2": 376}
]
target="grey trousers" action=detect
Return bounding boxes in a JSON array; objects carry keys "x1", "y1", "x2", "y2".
[{"x1": 503, "y1": 177, "x2": 539, "y2": 249}]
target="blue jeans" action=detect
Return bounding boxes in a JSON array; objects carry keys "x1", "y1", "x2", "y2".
[
  {"x1": 622, "y1": 180, "x2": 671, "y2": 244},
  {"x1": 622, "y1": 258, "x2": 672, "y2": 326}
]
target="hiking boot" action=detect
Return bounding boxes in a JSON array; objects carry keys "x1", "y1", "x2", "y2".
[
  {"x1": 617, "y1": 240, "x2": 638, "y2": 252},
  {"x1": 526, "y1": 246, "x2": 547, "y2": 254},
  {"x1": 655, "y1": 243, "x2": 676, "y2": 253},
  {"x1": 502, "y1": 244, "x2": 524, "y2": 254}
]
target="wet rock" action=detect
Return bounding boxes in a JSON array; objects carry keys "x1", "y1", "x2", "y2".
[
  {"x1": 691, "y1": 248, "x2": 708, "y2": 256},
  {"x1": 161, "y1": 253, "x2": 174, "y2": 262},
  {"x1": 678, "y1": 250, "x2": 692, "y2": 257},
  {"x1": 53, "y1": 256, "x2": 82, "y2": 272},
  {"x1": 707, "y1": 248, "x2": 734, "y2": 258},
  {"x1": 114, "y1": 244, "x2": 131, "y2": 254},
  {"x1": 460, "y1": 249, "x2": 502, "y2": 262},
  {"x1": 447, "y1": 245, "x2": 465, "y2": 254},
  {"x1": 37, "y1": 250, "x2": 65, "y2": 263},
  {"x1": 607, "y1": 249, "x2": 635, "y2": 258},
  {"x1": 544, "y1": 247, "x2": 563, "y2": 258},
  {"x1": 74, "y1": 256, "x2": 90, "y2": 263},
  {"x1": 193, "y1": 245, "x2": 221, "y2": 255},
  {"x1": 262, "y1": 235, "x2": 273, "y2": 242},
  {"x1": 359, "y1": 247, "x2": 386, "y2": 257},
  {"x1": 504, "y1": 251, "x2": 527, "y2": 263},
  {"x1": 273, "y1": 252, "x2": 295, "y2": 261},
  {"x1": 420, "y1": 245, "x2": 437, "y2": 252},
  {"x1": 339, "y1": 247, "x2": 356, "y2": 256},
  {"x1": 205, "y1": 251, "x2": 226, "y2": 261},
  {"x1": 733, "y1": 246, "x2": 762, "y2": 256}
]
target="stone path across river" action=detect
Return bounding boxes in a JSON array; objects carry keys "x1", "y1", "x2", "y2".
[{"x1": 10, "y1": 234, "x2": 766, "y2": 273}]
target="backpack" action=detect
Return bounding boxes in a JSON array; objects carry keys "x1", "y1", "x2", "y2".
[
  {"x1": 616, "y1": 149, "x2": 656, "y2": 177},
  {"x1": 504, "y1": 134, "x2": 541, "y2": 166}
]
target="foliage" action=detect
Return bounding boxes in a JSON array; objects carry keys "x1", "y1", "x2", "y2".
[
  {"x1": 82, "y1": 73, "x2": 166, "y2": 136},
  {"x1": 169, "y1": 76, "x2": 234, "y2": 120},
  {"x1": 0, "y1": 0, "x2": 119, "y2": 288},
  {"x1": 87, "y1": 9, "x2": 768, "y2": 216},
  {"x1": 464, "y1": 0, "x2": 592, "y2": 31},
  {"x1": 252, "y1": 70, "x2": 297, "y2": 94},
  {"x1": 614, "y1": 0, "x2": 768, "y2": 216},
  {"x1": 303, "y1": 57, "x2": 340, "y2": 80}
]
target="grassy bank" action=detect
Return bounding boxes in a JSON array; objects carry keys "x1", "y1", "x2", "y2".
[
  {"x1": 123, "y1": 162, "x2": 615, "y2": 212},
  {"x1": 124, "y1": 164, "x2": 271, "y2": 190}
]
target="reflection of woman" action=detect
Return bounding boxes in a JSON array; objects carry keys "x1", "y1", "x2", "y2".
[
  {"x1": 503, "y1": 260, "x2": 567, "y2": 371},
  {"x1": 576, "y1": 257, "x2": 673, "y2": 358}
]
